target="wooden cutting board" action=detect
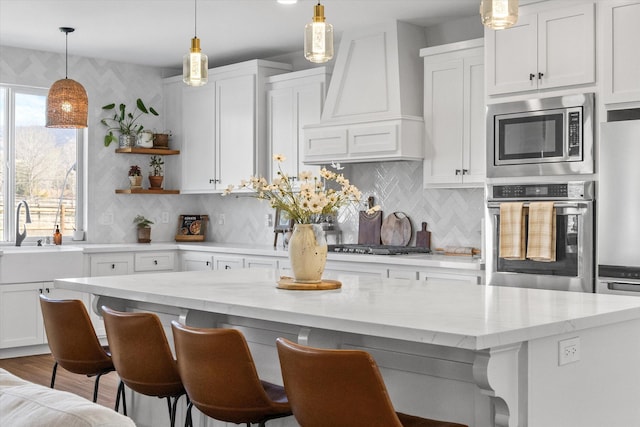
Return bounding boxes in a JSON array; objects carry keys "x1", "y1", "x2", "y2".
[
  {"x1": 380, "y1": 212, "x2": 412, "y2": 246},
  {"x1": 358, "y1": 196, "x2": 382, "y2": 245},
  {"x1": 415, "y1": 222, "x2": 431, "y2": 249}
]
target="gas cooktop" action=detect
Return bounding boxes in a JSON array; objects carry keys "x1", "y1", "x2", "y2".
[{"x1": 328, "y1": 244, "x2": 431, "y2": 255}]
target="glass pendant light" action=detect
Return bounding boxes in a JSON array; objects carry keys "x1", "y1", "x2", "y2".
[
  {"x1": 304, "y1": 1, "x2": 334, "y2": 64},
  {"x1": 480, "y1": 0, "x2": 519, "y2": 30},
  {"x1": 183, "y1": 0, "x2": 208, "y2": 86},
  {"x1": 46, "y1": 27, "x2": 88, "y2": 128}
]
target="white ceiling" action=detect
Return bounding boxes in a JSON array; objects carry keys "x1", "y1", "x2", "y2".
[{"x1": 0, "y1": 0, "x2": 482, "y2": 70}]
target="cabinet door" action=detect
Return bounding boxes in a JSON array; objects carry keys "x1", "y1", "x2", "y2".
[
  {"x1": 182, "y1": 252, "x2": 214, "y2": 271},
  {"x1": 538, "y1": 3, "x2": 595, "y2": 90},
  {"x1": 419, "y1": 271, "x2": 479, "y2": 285},
  {"x1": 268, "y1": 87, "x2": 297, "y2": 177},
  {"x1": 182, "y1": 85, "x2": 217, "y2": 193},
  {"x1": 424, "y1": 59, "x2": 464, "y2": 185},
  {"x1": 134, "y1": 252, "x2": 176, "y2": 272},
  {"x1": 603, "y1": 1, "x2": 640, "y2": 104},
  {"x1": 214, "y1": 256, "x2": 245, "y2": 270},
  {"x1": 461, "y1": 55, "x2": 486, "y2": 185},
  {"x1": 0, "y1": 283, "x2": 44, "y2": 348},
  {"x1": 90, "y1": 254, "x2": 134, "y2": 276},
  {"x1": 245, "y1": 257, "x2": 278, "y2": 269},
  {"x1": 216, "y1": 74, "x2": 255, "y2": 188},
  {"x1": 388, "y1": 269, "x2": 418, "y2": 280},
  {"x1": 485, "y1": 13, "x2": 538, "y2": 95},
  {"x1": 295, "y1": 84, "x2": 323, "y2": 177}
]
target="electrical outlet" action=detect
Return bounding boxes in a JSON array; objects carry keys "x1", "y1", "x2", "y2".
[
  {"x1": 161, "y1": 212, "x2": 169, "y2": 224},
  {"x1": 265, "y1": 214, "x2": 273, "y2": 227},
  {"x1": 218, "y1": 214, "x2": 225, "y2": 225},
  {"x1": 559, "y1": 337, "x2": 580, "y2": 366}
]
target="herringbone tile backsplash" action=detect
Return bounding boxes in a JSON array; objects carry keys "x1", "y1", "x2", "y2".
[{"x1": 2, "y1": 45, "x2": 484, "y2": 249}]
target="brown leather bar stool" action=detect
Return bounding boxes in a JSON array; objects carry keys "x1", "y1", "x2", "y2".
[
  {"x1": 39, "y1": 295, "x2": 123, "y2": 407},
  {"x1": 276, "y1": 338, "x2": 469, "y2": 427},
  {"x1": 171, "y1": 321, "x2": 292, "y2": 427},
  {"x1": 102, "y1": 306, "x2": 189, "y2": 427}
]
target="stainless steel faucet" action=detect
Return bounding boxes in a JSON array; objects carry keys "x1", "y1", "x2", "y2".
[{"x1": 15, "y1": 200, "x2": 32, "y2": 246}]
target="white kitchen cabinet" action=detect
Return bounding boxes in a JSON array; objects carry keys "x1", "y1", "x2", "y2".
[
  {"x1": 388, "y1": 269, "x2": 419, "y2": 280},
  {"x1": 322, "y1": 260, "x2": 386, "y2": 281},
  {"x1": 245, "y1": 257, "x2": 278, "y2": 269},
  {"x1": 214, "y1": 255, "x2": 245, "y2": 270},
  {"x1": 421, "y1": 39, "x2": 485, "y2": 187},
  {"x1": 601, "y1": 1, "x2": 640, "y2": 104},
  {"x1": 90, "y1": 253, "x2": 134, "y2": 277},
  {"x1": 419, "y1": 271, "x2": 482, "y2": 285},
  {"x1": 266, "y1": 68, "x2": 330, "y2": 179},
  {"x1": 0, "y1": 283, "x2": 88, "y2": 349},
  {"x1": 179, "y1": 60, "x2": 291, "y2": 193},
  {"x1": 181, "y1": 251, "x2": 214, "y2": 271},
  {"x1": 134, "y1": 251, "x2": 176, "y2": 272},
  {"x1": 485, "y1": 2, "x2": 595, "y2": 95}
]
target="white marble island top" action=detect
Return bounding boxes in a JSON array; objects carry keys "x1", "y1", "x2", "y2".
[{"x1": 55, "y1": 268, "x2": 640, "y2": 350}]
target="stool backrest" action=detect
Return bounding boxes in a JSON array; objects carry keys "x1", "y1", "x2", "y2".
[
  {"x1": 276, "y1": 337, "x2": 403, "y2": 427},
  {"x1": 101, "y1": 306, "x2": 183, "y2": 397},
  {"x1": 39, "y1": 295, "x2": 112, "y2": 374},
  {"x1": 171, "y1": 321, "x2": 281, "y2": 424}
]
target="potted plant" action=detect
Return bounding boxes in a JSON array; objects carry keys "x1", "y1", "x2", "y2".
[
  {"x1": 148, "y1": 155, "x2": 164, "y2": 189},
  {"x1": 101, "y1": 98, "x2": 159, "y2": 147},
  {"x1": 133, "y1": 215, "x2": 153, "y2": 243},
  {"x1": 128, "y1": 165, "x2": 142, "y2": 189}
]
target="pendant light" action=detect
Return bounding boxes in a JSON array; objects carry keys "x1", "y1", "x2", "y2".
[
  {"x1": 304, "y1": 1, "x2": 334, "y2": 64},
  {"x1": 46, "y1": 27, "x2": 88, "y2": 128},
  {"x1": 480, "y1": 0, "x2": 519, "y2": 30},
  {"x1": 183, "y1": 0, "x2": 208, "y2": 86}
]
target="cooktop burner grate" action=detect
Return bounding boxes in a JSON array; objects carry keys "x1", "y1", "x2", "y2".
[{"x1": 328, "y1": 245, "x2": 431, "y2": 255}]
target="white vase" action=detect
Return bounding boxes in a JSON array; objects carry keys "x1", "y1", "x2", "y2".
[{"x1": 288, "y1": 224, "x2": 327, "y2": 283}]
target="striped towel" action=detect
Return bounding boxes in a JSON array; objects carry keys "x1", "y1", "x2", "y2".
[
  {"x1": 499, "y1": 202, "x2": 525, "y2": 260},
  {"x1": 526, "y1": 202, "x2": 556, "y2": 262}
]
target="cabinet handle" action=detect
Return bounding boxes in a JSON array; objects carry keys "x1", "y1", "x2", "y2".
[
  {"x1": 225, "y1": 265, "x2": 231, "y2": 270},
  {"x1": 462, "y1": 169, "x2": 469, "y2": 175},
  {"x1": 206, "y1": 261, "x2": 210, "y2": 266},
  {"x1": 455, "y1": 169, "x2": 461, "y2": 175},
  {"x1": 39, "y1": 288, "x2": 43, "y2": 294},
  {"x1": 538, "y1": 72, "x2": 544, "y2": 79},
  {"x1": 154, "y1": 260, "x2": 158, "y2": 265},
  {"x1": 529, "y1": 73, "x2": 535, "y2": 81},
  {"x1": 45, "y1": 288, "x2": 50, "y2": 293},
  {"x1": 111, "y1": 264, "x2": 116, "y2": 269},
  {"x1": 209, "y1": 178, "x2": 220, "y2": 184}
]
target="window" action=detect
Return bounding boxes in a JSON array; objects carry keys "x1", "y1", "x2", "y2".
[{"x1": 0, "y1": 85, "x2": 84, "y2": 243}]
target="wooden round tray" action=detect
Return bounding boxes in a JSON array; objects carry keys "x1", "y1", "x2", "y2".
[{"x1": 277, "y1": 277, "x2": 342, "y2": 291}]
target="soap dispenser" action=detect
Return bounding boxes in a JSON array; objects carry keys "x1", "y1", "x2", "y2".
[{"x1": 53, "y1": 225, "x2": 62, "y2": 245}]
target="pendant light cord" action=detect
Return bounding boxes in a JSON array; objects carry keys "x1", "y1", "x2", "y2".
[
  {"x1": 194, "y1": 0, "x2": 198, "y2": 37},
  {"x1": 64, "y1": 31, "x2": 68, "y2": 79}
]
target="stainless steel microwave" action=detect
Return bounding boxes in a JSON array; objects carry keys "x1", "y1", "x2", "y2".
[{"x1": 486, "y1": 93, "x2": 594, "y2": 178}]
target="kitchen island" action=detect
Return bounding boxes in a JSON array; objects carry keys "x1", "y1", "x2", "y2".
[{"x1": 55, "y1": 269, "x2": 640, "y2": 427}]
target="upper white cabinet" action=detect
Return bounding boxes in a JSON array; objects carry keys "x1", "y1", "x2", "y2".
[
  {"x1": 303, "y1": 21, "x2": 425, "y2": 164},
  {"x1": 421, "y1": 39, "x2": 485, "y2": 187},
  {"x1": 266, "y1": 68, "x2": 330, "y2": 179},
  {"x1": 601, "y1": 1, "x2": 640, "y2": 104},
  {"x1": 485, "y1": 3, "x2": 595, "y2": 96},
  {"x1": 178, "y1": 60, "x2": 292, "y2": 193}
]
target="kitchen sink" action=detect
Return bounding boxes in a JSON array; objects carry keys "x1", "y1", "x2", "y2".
[{"x1": 0, "y1": 245, "x2": 84, "y2": 283}]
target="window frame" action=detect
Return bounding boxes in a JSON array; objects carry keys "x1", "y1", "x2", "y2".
[{"x1": 0, "y1": 84, "x2": 86, "y2": 244}]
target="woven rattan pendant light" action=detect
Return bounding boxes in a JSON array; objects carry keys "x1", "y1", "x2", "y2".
[{"x1": 46, "y1": 27, "x2": 88, "y2": 128}]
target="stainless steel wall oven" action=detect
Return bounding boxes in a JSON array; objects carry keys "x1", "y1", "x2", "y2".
[{"x1": 486, "y1": 181, "x2": 595, "y2": 292}]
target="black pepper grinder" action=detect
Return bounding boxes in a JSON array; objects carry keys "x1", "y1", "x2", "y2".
[{"x1": 53, "y1": 224, "x2": 62, "y2": 245}]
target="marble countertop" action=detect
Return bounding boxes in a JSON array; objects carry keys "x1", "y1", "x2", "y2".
[
  {"x1": 1, "y1": 242, "x2": 482, "y2": 271},
  {"x1": 56, "y1": 268, "x2": 640, "y2": 350}
]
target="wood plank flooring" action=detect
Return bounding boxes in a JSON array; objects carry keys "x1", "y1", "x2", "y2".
[{"x1": 0, "y1": 353, "x2": 120, "y2": 409}]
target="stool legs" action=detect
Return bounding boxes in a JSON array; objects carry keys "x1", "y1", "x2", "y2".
[{"x1": 115, "y1": 381, "x2": 127, "y2": 415}]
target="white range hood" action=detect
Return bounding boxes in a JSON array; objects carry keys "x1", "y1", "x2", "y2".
[{"x1": 303, "y1": 21, "x2": 426, "y2": 164}]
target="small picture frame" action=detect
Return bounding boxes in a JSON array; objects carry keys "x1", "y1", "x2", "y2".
[
  {"x1": 274, "y1": 208, "x2": 294, "y2": 232},
  {"x1": 175, "y1": 215, "x2": 208, "y2": 241}
]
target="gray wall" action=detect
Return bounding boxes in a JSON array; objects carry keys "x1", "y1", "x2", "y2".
[{"x1": 1, "y1": 45, "x2": 483, "y2": 249}]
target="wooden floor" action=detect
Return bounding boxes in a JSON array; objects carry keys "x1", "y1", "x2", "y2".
[{"x1": 0, "y1": 353, "x2": 120, "y2": 409}]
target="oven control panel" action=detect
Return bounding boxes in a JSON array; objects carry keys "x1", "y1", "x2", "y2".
[{"x1": 489, "y1": 181, "x2": 593, "y2": 201}]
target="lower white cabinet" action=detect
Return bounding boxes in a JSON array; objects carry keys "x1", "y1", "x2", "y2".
[
  {"x1": 134, "y1": 252, "x2": 176, "y2": 272},
  {"x1": 90, "y1": 253, "x2": 134, "y2": 276},
  {"x1": 215, "y1": 256, "x2": 245, "y2": 270},
  {"x1": 181, "y1": 252, "x2": 214, "y2": 271},
  {"x1": 245, "y1": 257, "x2": 278, "y2": 269},
  {"x1": 0, "y1": 283, "x2": 88, "y2": 349},
  {"x1": 419, "y1": 270, "x2": 482, "y2": 285}
]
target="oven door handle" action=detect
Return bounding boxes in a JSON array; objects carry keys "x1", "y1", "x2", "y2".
[
  {"x1": 487, "y1": 202, "x2": 590, "y2": 209},
  {"x1": 605, "y1": 281, "x2": 640, "y2": 293}
]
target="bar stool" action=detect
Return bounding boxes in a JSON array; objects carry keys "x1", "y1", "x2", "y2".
[
  {"x1": 276, "y1": 338, "x2": 468, "y2": 427},
  {"x1": 101, "y1": 306, "x2": 188, "y2": 427},
  {"x1": 171, "y1": 321, "x2": 292, "y2": 427},
  {"x1": 39, "y1": 295, "x2": 122, "y2": 406}
]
